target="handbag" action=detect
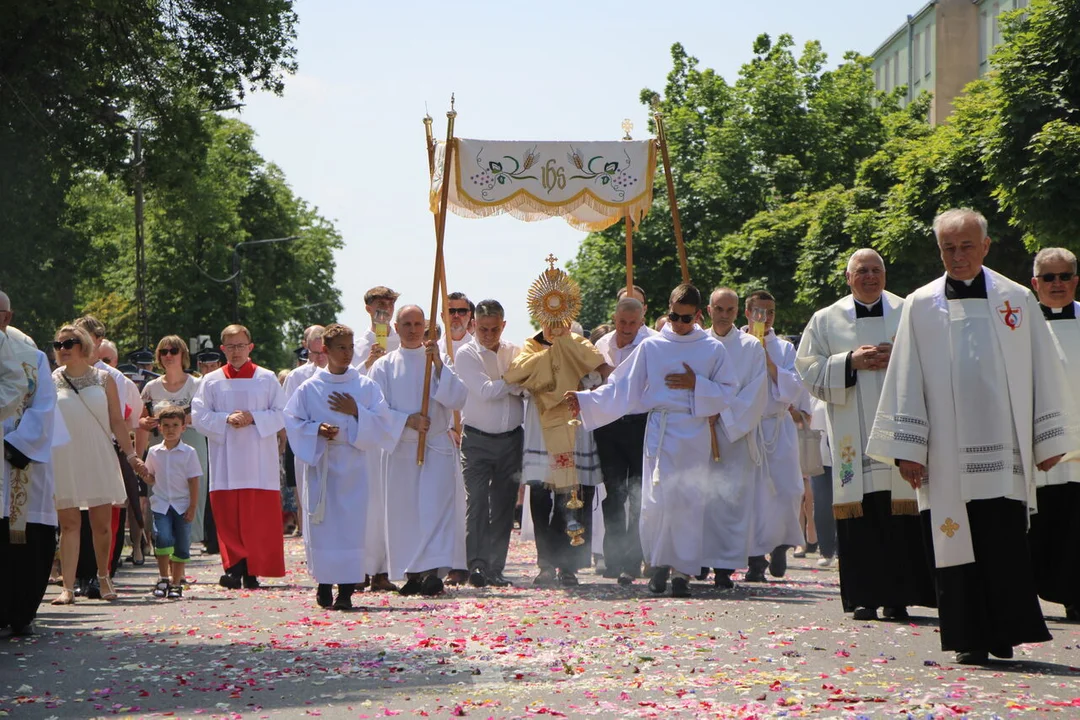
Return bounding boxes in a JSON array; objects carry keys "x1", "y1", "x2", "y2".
[
  {"x1": 61, "y1": 371, "x2": 144, "y2": 527},
  {"x1": 797, "y1": 426, "x2": 825, "y2": 477}
]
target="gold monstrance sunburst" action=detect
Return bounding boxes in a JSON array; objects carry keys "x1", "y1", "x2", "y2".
[{"x1": 526, "y1": 254, "x2": 582, "y2": 328}]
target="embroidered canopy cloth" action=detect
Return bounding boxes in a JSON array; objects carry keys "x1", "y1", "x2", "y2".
[{"x1": 430, "y1": 139, "x2": 656, "y2": 232}]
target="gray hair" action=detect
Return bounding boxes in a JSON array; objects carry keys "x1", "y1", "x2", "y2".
[
  {"x1": 933, "y1": 208, "x2": 988, "y2": 242},
  {"x1": 614, "y1": 297, "x2": 644, "y2": 315},
  {"x1": 846, "y1": 248, "x2": 885, "y2": 275},
  {"x1": 303, "y1": 325, "x2": 325, "y2": 344},
  {"x1": 474, "y1": 299, "x2": 505, "y2": 319},
  {"x1": 1033, "y1": 247, "x2": 1078, "y2": 276},
  {"x1": 0, "y1": 291, "x2": 10, "y2": 313},
  {"x1": 570, "y1": 321, "x2": 584, "y2": 336}
]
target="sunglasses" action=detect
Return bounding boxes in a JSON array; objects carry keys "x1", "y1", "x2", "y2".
[
  {"x1": 159, "y1": 347, "x2": 182, "y2": 356},
  {"x1": 667, "y1": 311, "x2": 696, "y2": 324},
  {"x1": 447, "y1": 308, "x2": 471, "y2": 316},
  {"x1": 53, "y1": 338, "x2": 82, "y2": 350},
  {"x1": 1039, "y1": 272, "x2": 1075, "y2": 282}
]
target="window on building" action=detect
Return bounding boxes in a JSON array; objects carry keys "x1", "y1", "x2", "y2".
[
  {"x1": 893, "y1": 50, "x2": 900, "y2": 89},
  {"x1": 1015, "y1": 0, "x2": 1028, "y2": 7},
  {"x1": 875, "y1": 66, "x2": 881, "y2": 91},
  {"x1": 925, "y1": 28, "x2": 932, "y2": 76},
  {"x1": 979, "y1": 10, "x2": 988, "y2": 66},
  {"x1": 884, "y1": 57, "x2": 891, "y2": 90},
  {"x1": 992, "y1": 3, "x2": 1002, "y2": 48},
  {"x1": 914, "y1": 33, "x2": 921, "y2": 79}
]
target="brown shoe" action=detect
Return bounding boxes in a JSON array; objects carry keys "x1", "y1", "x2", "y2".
[
  {"x1": 444, "y1": 569, "x2": 469, "y2": 586},
  {"x1": 369, "y1": 573, "x2": 399, "y2": 592}
]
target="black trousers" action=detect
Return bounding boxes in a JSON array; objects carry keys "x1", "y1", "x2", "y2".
[
  {"x1": 461, "y1": 427, "x2": 523, "y2": 574},
  {"x1": 203, "y1": 479, "x2": 219, "y2": 553},
  {"x1": 530, "y1": 484, "x2": 594, "y2": 572},
  {"x1": 594, "y1": 415, "x2": 646, "y2": 576},
  {"x1": 1028, "y1": 483, "x2": 1080, "y2": 609},
  {"x1": 76, "y1": 507, "x2": 125, "y2": 580},
  {"x1": 0, "y1": 519, "x2": 57, "y2": 630}
]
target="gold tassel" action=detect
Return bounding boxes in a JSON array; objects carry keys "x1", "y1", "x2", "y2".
[
  {"x1": 833, "y1": 502, "x2": 864, "y2": 520},
  {"x1": 891, "y1": 499, "x2": 920, "y2": 516}
]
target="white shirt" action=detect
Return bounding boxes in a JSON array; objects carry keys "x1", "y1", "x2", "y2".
[
  {"x1": 450, "y1": 332, "x2": 474, "y2": 359},
  {"x1": 454, "y1": 337, "x2": 524, "y2": 434},
  {"x1": 594, "y1": 325, "x2": 656, "y2": 370},
  {"x1": 95, "y1": 360, "x2": 140, "y2": 431},
  {"x1": 283, "y1": 361, "x2": 321, "y2": 400},
  {"x1": 145, "y1": 441, "x2": 203, "y2": 514}
]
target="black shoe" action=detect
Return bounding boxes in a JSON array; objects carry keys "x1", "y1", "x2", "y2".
[
  {"x1": 744, "y1": 557, "x2": 768, "y2": 583},
  {"x1": 487, "y1": 572, "x2": 512, "y2": 587},
  {"x1": 85, "y1": 577, "x2": 101, "y2": 600},
  {"x1": 333, "y1": 584, "x2": 355, "y2": 610},
  {"x1": 468, "y1": 568, "x2": 488, "y2": 588},
  {"x1": 1066, "y1": 604, "x2": 1080, "y2": 622},
  {"x1": 648, "y1": 567, "x2": 669, "y2": 594},
  {"x1": 73, "y1": 580, "x2": 86, "y2": 598},
  {"x1": 420, "y1": 574, "x2": 444, "y2": 597},
  {"x1": 882, "y1": 606, "x2": 909, "y2": 621},
  {"x1": 804, "y1": 542, "x2": 818, "y2": 554},
  {"x1": 671, "y1": 576, "x2": 691, "y2": 598},
  {"x1": 10, "y1": 622, "x2": 35, "y2": 637},
  {"x1": 768, "y1": 546, "x2": 788, "y2": 578},
  {"x1": 532, "y1": 568, "x2": 557, "y2": 587},
  {"x1": 203, "y1": 544, "x2": 219, "y2": 555},
  {"x1": 242, "y1": 575, "x2": 260, "y2": 590},
  {"x1": 955, "y1": 650, "x2": 989, "y2": 665},
  {"x1": 219, "y1": 574, "x2": 242, "y2": 590},
  {"x1": 852, "y1": 607, "x2": 879, "y2": 621},
  {"x1": 713, "y1": 570, "x2": 734, "y2": 590},
  {"x1": 696, "y1": 567, "x2": 710, "y2": 581},
  {"x1": 558, "y1": 569, "x2": 579, "y2": 587},
  {"x1": 399, "y1": 576, "x2": 423, "y2": 596},
  {"x1": 601, "y1": 568, "x2": 621, "y2": 579},
  {"x1": 444, "y1": 569, "x2": 468, "y2": 586},
  {"x1": 316, "y1": 584, "x2": 334, "y2": 608},
  {"x1": 617, "y1": 573, "x2": 634, "y2": 587},
  {"x1": 989, "y1": 645, "x2": 1014, "y2": 660}
]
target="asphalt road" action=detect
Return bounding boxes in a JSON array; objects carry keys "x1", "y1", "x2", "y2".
[{"x1": 2, "y1": 534, "x2": 1079, "y2": 719}]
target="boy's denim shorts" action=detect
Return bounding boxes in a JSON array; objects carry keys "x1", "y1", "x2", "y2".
[{"x1": 153, "y1": 507, "x2": 192, "y2": 563}]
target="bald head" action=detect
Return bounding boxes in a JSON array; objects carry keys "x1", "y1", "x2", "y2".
[
  {"x1": 845, "y1": 248, "x2": 886, "y2": 304},
  {"x1": 708, "y1": 287, "x2": 739, "y2": 337},
  {"x1": 395, "y1": 305, "x2": 427, "y2": 348}
]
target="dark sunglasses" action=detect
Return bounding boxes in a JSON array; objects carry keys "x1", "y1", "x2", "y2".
[
  {"x1": 53, "y1": 338, "x2": 82, "y2": 350},
  {"x1": 159, "y1": 347, "x2": 182, "y2": 356},
  {"x1": 447, "y1": 308, "x2": 471, "y2": 316},
  {"x1": 1039, "y1": 272, "x2": 1074, "y2": 282},
  {"x1": 667, "y1": 311, "x2": 696, "y2": 324}
]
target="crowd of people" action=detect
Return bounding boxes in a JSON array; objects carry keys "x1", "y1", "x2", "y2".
[{"x1": 1, "y1": 207, "x2": 1079, "y2": 666}]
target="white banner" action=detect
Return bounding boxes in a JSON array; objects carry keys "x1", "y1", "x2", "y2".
[{"x1": 431, "y1": 139, "x2": 655, "y2": 231}]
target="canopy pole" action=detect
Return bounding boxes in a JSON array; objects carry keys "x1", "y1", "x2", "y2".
[
  {"x1": 418, "y1": 97, "x2": 457, "y2": 465},
  {"x1": 624, "y1": 213, "x2": 634, "y2": 297},
  {"x1": 425, "y1": 112, "x2": 462, "y2": 436},
  {"x1": 653, "y1": 100, "x2": 690, "y2": 284}
]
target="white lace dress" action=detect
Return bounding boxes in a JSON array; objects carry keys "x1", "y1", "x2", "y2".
[{"x1": 52, "y1": 367, "x2": 126, "y2": 510}]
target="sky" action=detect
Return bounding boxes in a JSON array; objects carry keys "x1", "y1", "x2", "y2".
[{"x1": 233, "y1": 0, "x2": 916, "y2": 342}]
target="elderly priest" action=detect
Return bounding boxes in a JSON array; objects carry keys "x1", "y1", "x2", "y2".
[{"x1": 867, "y1": 209, "x2": 1080, "y2": 665}]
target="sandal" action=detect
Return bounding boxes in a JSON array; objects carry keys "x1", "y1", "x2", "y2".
[
  {"x1": 98, "y1": 575, "x2": 118, "y2": 601},
  {"x1": 167, "y1": 584, "x2": 183, "y2": 600},
  {"x1": 51, "y1": 589, "x2": 75, "y2": 605},
  {"x1": 153, "y1": 579, "x2": 170, "y2": 599}
]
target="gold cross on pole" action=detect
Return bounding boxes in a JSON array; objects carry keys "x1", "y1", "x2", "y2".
[{"x1": 545, "y1": 253, "x2": 558, "y2": 270}]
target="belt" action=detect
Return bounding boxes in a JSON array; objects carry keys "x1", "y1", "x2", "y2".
[
  {"x1": 615, "y1": 413, "x2": 648, "y2": 424},
  {"x1": 463, "y1": 425, "x2": 522, "y2": 440}
]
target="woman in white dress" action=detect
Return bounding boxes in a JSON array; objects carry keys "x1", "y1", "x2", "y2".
[
  {"x1": 51, "y1": 325, "x2": 148, "y2": 605},
  {"x1": 136, "y1": 336, "x2": 210, "y2": 545}
]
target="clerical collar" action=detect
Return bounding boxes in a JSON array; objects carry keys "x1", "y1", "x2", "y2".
[
  {"x1": 944, "y1": 271, "x2": 988, "y2": 300},
  {"x1": 1041, "y1": 303, "x2": 1076, "y2": 321},
  {"x1": 222, "y1": 360, "x2": 257, "y2": 379},
  {"x1": 854, "y1": 298, "x2": 883, "y2": 318}
]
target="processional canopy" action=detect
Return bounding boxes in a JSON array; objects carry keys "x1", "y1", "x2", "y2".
[{"x1": 430, "y1": 139, "x2": 656, "y2": 232}]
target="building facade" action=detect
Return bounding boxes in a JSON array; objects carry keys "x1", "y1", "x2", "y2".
[{"x1": 869, "y1": 0, "x2": 1029, "y2": 124}]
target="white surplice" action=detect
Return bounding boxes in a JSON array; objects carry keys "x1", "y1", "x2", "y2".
[
  {"x1": 1040, "y1": 301, "x2": 1080, "y2": 486},
  {"x1": 191, "y1": 365, "x2": 286, "y2": 492},
  {"x1": 867, "y1": 268, "x2": 1080, "y2": 567},
  {"x1": 703, "y1": 326, "x2": 768, "y2": 570},
  {"x1": 285, "y1": 367, "x2": 392, "y2": 584},
  {"x1": 0, "y1": 330, "x2": 27, "y2": 432},
  {"x1": 574, "y1": 324, "x2": 737, "y2": 576},
  {"x1": 369, "y1": 347, "x2": 468, "y2": 578},
  {"x1": 350, "y1": 326, "x2": 401, "y2": 374},
  {"x1": 796, "y1": 292, "x2": 915, "y2": 514},
  {"x1": 749, "y1": 330, "x2": 805, "y2": 556},
  {"x1": 2, "y1": 335, "x2": 62, "y2": 528}
]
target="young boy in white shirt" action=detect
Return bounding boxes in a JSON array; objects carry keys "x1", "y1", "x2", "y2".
[{"x1": 145, "y1": 405, "x2": 203, "y2": 599}]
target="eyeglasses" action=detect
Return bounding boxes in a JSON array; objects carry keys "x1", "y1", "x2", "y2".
[
  {"x1": 1038, "y1": 272, "x2": 1075, "y2": 282},
  {"x1": 159, "y1": 347, "x2": 181, "y2": 356},
  {"x1": 53, "y1": 338, "x2": 82, "y2": 350},
  {"x1": 222, "y1": 343, "x2": 249, "y2": 351},
  {"x1": 667, "y1": 311, "x2": 696, "y2": 324},
  {"x1": 447, "y1": 308, "x2": 471, "y2": 316}
]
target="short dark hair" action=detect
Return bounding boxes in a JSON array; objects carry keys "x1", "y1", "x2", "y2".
[
  {"x1": 156, "y1": 404, "x2": 187, "y2": 423},
  {"x1": 448, "y1": 291, "x2": 474, "y2": 317},
  {"x1": 668, "y1": 283, "x2": 702, "y2": 310},
  {"x1": 474, "y1": 299, "x2": 504, "y2": 319},
  {"x1": 746, "y1": 289, "x2": 775, "y2": 304},
  {"x1": 364, "y1": 286, "x2": 400, "y2": 304},
  {"x1": 322, "y1": 323, "x2": 354, "y2": 347}
]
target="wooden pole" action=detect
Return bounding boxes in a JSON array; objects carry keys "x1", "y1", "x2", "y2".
[
  {"x1": 624, "y1": 213, "x2": 634, "y2": 296},
  {"x1": 417, "y1": 99, "x2": 456, "y2": 465},
  {"x1": 653, "y1": 107, "x2": 690, "y2": 284}
]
